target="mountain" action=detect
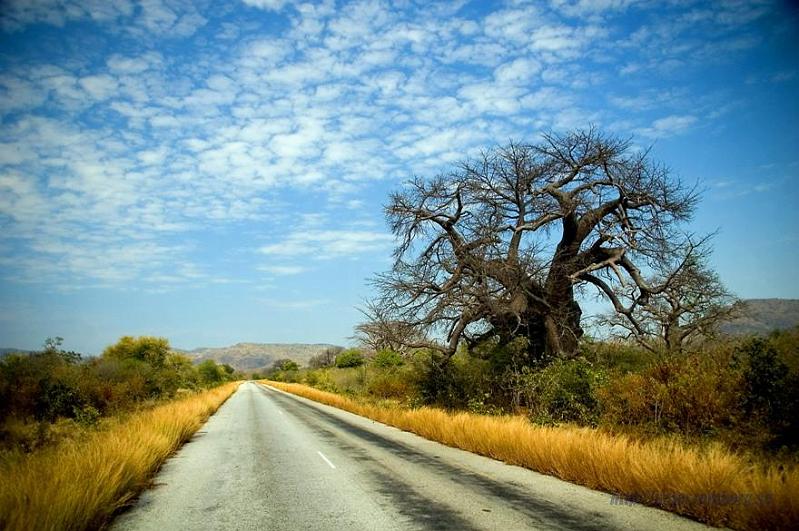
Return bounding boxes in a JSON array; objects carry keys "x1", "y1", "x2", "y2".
[
  {"x1": 0, "y1": 348, "x2": 34, "y2": 358},
  {"x1": 720, "y1": 299, "x2": 799, "y2": 336},
  {"x1": 180, "y1": 343, "x2": 341, "y2": 372}
]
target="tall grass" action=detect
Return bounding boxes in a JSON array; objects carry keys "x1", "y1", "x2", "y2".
[
  {"x1": 266, "y1": 381, "x2": 798, "y2": 530},
  {"x1": 0, "y1": 382, "x2": 239, "y2": 531}
]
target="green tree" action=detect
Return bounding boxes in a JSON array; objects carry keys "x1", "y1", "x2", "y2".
[
  {"x1": 336, "y1": 349, "x2": 365, "y2": 368},
  {"x1": 102, "y1": 336, "x2": 170, "y2": 368},
  {"x1": 372, "y1": 349, "x2": 404, "y2": 369},
  {"x1": 198, "y1": 360, "x2": 223, "y2": 385},
  {"x1": 271, "y1": 359, "x2": 299, "y2": 372}
]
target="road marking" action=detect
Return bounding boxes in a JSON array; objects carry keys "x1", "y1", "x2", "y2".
[{"x1": 317, "y1": 451, "x2": 336, "y2": 469}]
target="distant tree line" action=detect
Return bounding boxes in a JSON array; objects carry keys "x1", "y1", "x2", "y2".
[{"x1": 0, "y1": 336, "x2": 237, "y2": 451}]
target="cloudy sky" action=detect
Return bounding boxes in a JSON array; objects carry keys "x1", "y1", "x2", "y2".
[{"x1": 0, "y1": 0, "x2": 797, "y2": 354}]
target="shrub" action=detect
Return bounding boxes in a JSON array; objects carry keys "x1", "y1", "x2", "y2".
[
  {"x1": 102, "y1": 336, "x2": 170, "y2": 369},
  {"x1": 598, "y1": 348, "x2": 742, "y2": 438},
  {"x1": 366, "y1": 369, "x2": 414, "y2": 400},
  {"x1": 414, "y1": 351, "x2": 495, "y2": 409},
  {"x1": 197, "y1": 360, "x2": 224, "y2": 385},
  {"x1": 514, "y1": 358, "x2": 606, "y2": 425},
  {"x1": 372, "y1": 349, "x2": 404, "y2": 369},
  {"x1": 336, "y1": 349, "x2": 365, "y2": 368},
  {"x1": 737, "y1": 337, "x2": 799, "y2": 450}
]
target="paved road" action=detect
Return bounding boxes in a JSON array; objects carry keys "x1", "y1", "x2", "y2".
[{"x1": 113, "y1": 382, "x2": 707, "y2": 530}]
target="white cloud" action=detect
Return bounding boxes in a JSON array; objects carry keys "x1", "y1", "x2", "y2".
[
  {"x1": 242, "y1": 0, "x2": 289, "y2": 12},
  {"x1": 637, "y1": 114, "x2": 698, "y2": 138},
  {"x1": 258, "y1": 265, "x2": 307, "y2": 275},
  {"x1": 258, "y1": 298, "x2": 330, "y2": 310},
  {"x1": 259, "y1": 230, "x2": 393, "y2": 259},
  {"x1": 0, "y1": 0, "x2": 776, "y2": 290},
  {"x1": 79, "y1": 75, "x2": 118, "y2": 100}
]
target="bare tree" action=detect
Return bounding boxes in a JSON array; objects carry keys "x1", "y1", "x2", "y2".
[
  {"x1": 352, "y1": 317, "x2": 428, "y2": 355},
  {"x1": 596, "y1": 237, "x2": 742, "y2": 353},
  {"x1": 370, "y1": 128, "x2": 697, "y2": 362},
  {"x1": 308, "y1": 346, "x2": 343, "y2": 369}
]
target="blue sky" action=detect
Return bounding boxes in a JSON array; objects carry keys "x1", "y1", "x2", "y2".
[{"x1": 0, "y1": 0, "x2": 797, "y2": 354}]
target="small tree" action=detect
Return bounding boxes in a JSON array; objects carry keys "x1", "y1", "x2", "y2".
[
  {"x1": 271, "y1": 358, "x2": 299, "y2": 372},
  {"x1": 335, "y1": 349, "x2": 365, "y2": 368},
  {"x1": 43, "y1": 337, "x2": 81, "y2": 364},
  {"x1": 102, "y1": 336, "x2": 170, "y2": 368},
  {"x1": 372, "y1": 349, "x2": 404, "y2": 368},
  {"x1": 597, "y1": 237, "x2": 741, "y2": 353},
  {"x1": 198, "y1": 359, "x2": 223, "y2": 384},
  {"x1": 308, "y1": 347, "x2": 342, "y2": 369}
]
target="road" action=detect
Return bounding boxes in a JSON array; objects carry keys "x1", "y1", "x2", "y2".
[{"x1": 112, "y1": 382, "x2": 707, "y2": 530}]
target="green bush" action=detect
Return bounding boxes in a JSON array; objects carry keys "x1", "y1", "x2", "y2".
[
  {"x1": 514, "y1": 358, "x2": 606, "y2": 425},
  {"x1": 737, "y1": 337, "x2": 799, "y2": 450},
  {"x1": 102, "y1": 336, "x2": 170, "y2": 369},
  {"x1": 0, "y1": 335, "x2": 236, "y2": 455},
  {"x1": 197, "y1": 360, "x2": 224, "y2": 385},
  {"x1": 336, "y1": 349, "x2": 365, "y2": 368},
  {"x1": 415, "y1": 351, "x2": 495, "y2": 409},
  {"x1": 372, "y1": 350, "x2": 404, "y2": 369}
]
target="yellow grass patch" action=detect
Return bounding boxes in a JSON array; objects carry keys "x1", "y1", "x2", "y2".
[
  {"x1": 266, "y1": 381, "x2": 798, "y2": 530},
  {"x1": 0, "y1": 382, "x2": 240, "y2": 531}
]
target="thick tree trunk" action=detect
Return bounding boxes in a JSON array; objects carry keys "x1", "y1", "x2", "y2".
[{"x1": 541, "y1": 294, "x2": 582, "y2": 359}]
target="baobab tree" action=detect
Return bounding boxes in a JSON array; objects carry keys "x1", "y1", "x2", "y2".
[{"x1": 367, "y1": 128, "x2": 698, "y2": 363}]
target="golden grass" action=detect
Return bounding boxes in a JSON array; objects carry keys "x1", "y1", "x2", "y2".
[
  {"x1": 266, "y1": 380, "x2": 798, "y2": 530},
  {"x1": 0, "y1": 382, "x2": 240, "y2": 531}
]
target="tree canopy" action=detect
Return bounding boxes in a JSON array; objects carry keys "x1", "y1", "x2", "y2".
[{"x1": 368, "y1": 128, "x2": 699, "y2": 363}]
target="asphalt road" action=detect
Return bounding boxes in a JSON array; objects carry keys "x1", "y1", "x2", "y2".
[{"x1": 112, "y1": 382, "x2": 707, "y2": 530}]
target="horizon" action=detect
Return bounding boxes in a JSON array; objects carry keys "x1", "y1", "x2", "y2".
[{"x1": 1, "y1": 0, "x2": 798, "y2": 355}]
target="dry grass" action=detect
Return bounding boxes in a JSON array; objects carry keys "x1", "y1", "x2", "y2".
[
  {"x1": 0, "y1": 382, "x2": 240, "y2": 531},
  {"x1": 266, "y1": 380, "x2": 799, "y2": 530}
]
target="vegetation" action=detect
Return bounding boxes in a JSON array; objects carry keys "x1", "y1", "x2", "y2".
[
  {"x1": 282, "y1": 127, "x2": 796, "y2": 527},
  {"x1": 264, "y1": 326, "x2": 799, "y2": 530},
  {"x1": 267, "y1": 380, "x2": 797, "y2": 530},
  {"x1": 0, "y1": 336, "x2": 237, "y2": 454},
  {"x1": 0, "y1": 382, "x2": 239, "y2": 531},
  {"x1": 335, "y1": 348, "x2": 365, "y2": 368}
]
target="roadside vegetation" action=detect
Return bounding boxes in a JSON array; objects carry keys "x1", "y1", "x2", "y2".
[
  {"x1": 269, "y1": 330, "x2": 799, "y2": 461},
  {"x1": 265, "y1": 330, "x2": 799, "y2": 529},
  {"x1": 0, "y1": 335, "x2": 241, "y2": 530},
  {"x1": 267, "y1": 375, "x2": 796, "y2": 530},
  {"x1": 0, "y1": 381, "x2": 239, "y2": 531},
  {"x1": 0, "y1": 336, "x2": 237, "y2": 455}
]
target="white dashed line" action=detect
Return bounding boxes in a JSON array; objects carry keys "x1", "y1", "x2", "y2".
[{"x1": 317, "y1": 451, "x2": 336, "y2": 469}]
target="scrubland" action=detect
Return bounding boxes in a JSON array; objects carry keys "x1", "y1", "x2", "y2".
[
  {"x1": 0, "y1": 381, "x2": 239, "y2": 531},
  {"x1": 266, "y1": 329, "x2": 799, "y2": 530}
]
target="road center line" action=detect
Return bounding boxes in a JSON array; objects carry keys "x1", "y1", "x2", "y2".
[{"x1": 317, "y1": 451, "x2": 336, "y2": 469}]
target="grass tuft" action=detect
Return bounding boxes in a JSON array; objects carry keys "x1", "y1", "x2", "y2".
[
  {"x1": 0, "y1": 382, "x2": 239, "y2": 531},
  {"x1": 265, "y1": 380, "x2": 798, "y2": 530}
]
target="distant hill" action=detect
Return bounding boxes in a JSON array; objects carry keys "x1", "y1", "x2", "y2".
[
  {"x1": 721, "y1": 299, "x2": 799, "y2": 336},
  {"x1": 180, "y1": 343, "x2": 341, "y2": 372},
  {"x1": 0, "y1": 348, "x2": 34, "y2": 357}
]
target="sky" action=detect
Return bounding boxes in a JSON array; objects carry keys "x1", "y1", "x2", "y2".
[{"x1": 0, "y1": 0, "x2": 797, "y2": 355}]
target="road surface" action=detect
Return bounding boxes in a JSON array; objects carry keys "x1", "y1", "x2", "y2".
[{"x1": 112, "y1": 382, "x2": 707, "y2": 530}]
